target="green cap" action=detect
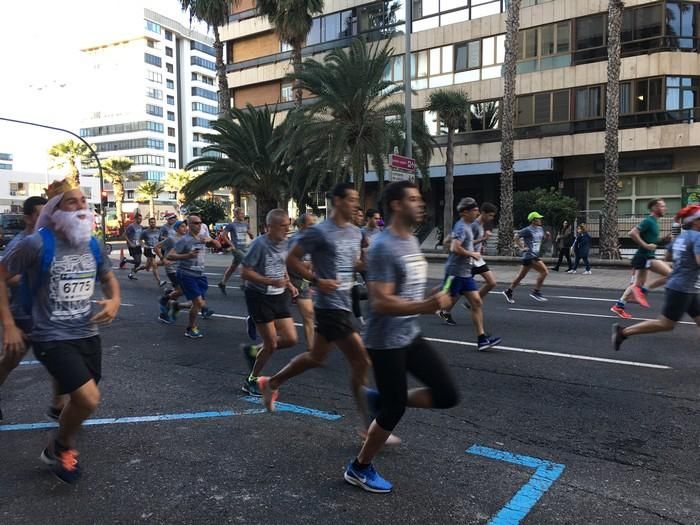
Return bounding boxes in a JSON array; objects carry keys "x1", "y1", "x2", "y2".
[{"x1": 527, "y1": 211, "x2": 544, "y2": 221}]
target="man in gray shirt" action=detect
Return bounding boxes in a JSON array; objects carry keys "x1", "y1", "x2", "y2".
[
  {"x1": 258, "y1": 183, "x2": 376, "y2": 432},
  {"x1": 503, "y1": 211, "x2": 551, "y2": 303},
  {"x1": 288, "y1": 213, "x2": 316, "y2": 353},
  {"x1": 0, "y1": 181, "x2": 120, "y2": 484},
  {"x1": 344, "y1": 180, "x2": 459, "y2": 494},
  {"x1": 218, "y1": 207, "x2": 253, "y2": 294},
  {"x1": 240, "y1": 209, "x2": 298, "y2": 395},
  {"x1": 121, "y1": 213, "x2": 145, "y2": 280},
  {"x1": 159, "y1": 212, "x2": 177, "y2": 240},
  {"x1": 361, "y1": 208, "x2": 382, "y2": 246},
  {"x1": 155, "y1": 220, "x2": 191, "y2": 324},
  {"x1": 140, "y1": 217, "x2": 166, "y2": 286}
]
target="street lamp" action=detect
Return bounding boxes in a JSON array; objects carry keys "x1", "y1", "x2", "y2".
[{"x1": 0, "y1": 116, "x2": 107, "y2": 243}]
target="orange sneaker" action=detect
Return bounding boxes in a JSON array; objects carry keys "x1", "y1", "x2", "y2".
[
  {"x1": 631, "y1": 286, "x2": 649, "y2": 308},
  {"x1": 257, "y1": 376, "x2": 278, "y2": 412},
  {"x1": 610, "y1": 305, "x2": 632, "y2": 319}
]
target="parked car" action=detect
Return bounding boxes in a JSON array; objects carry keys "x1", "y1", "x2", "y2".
[{"x1": 0, "y1": 213, "x2": 25, "y2": 249}]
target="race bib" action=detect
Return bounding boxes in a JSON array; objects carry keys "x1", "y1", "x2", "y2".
[
  {"x1": 337, "y1": 270, "x2": 355, "y2": 291},
  {"x1": 237, "y1": 232, "x2": 247, "y2": 245},
  {"x1": 532, "y1": 242, "x2": 541, "y2": 254},
  {"x1": 473, "y1": 257, "x2": 486, "y2": 268},
  {"x1": 402, "y1": 254, "x2": 427, "y2": 302},
  {"x1": 58, "y1": 272, "x2": 95, "y2": 302}
]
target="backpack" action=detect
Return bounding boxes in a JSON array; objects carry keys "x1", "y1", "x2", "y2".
[{"x1": 20, "y1": 228, "x2": 102, "y2": 315}]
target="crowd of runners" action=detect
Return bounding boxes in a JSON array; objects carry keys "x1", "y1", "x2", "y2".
[{"x1": 0, "y1": 178, "x2": 697, "y2": 493}]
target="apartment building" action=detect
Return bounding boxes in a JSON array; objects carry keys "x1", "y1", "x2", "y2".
[
  {"x1": 0, "y1": 153, "x2": 13, "y2": 171},
  {"x1": 0, "y1": 170, "x2": 100, "y2": 213},
  {"x1": 221, "y1": 0, "x2": 700, "y2": 225},
  {"x1": 80, "y1": 9, "x2": 218, "y2": 209}
]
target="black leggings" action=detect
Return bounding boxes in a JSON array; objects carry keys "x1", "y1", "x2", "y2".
[
  {"x1": 554, "y1": 248, "x2": 571, "y2": 269},
  {"x1": 368, "y1": 337, "x2": 460, "y2": 432}
]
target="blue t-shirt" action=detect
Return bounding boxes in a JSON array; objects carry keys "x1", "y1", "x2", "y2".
[
  {"x1": 363, "y1": 230, "x2": 428, "y2": 349},
  {"x1": 445, "y1": 220, "x2": 474, "y2": 277},
  {"x1": 242, "y1": 235, "x2": 288, "y2": 295},
  {"x1": 295, "y1": 219, "x2": 362, "y2": 312},
  {"x1": 518, "y1": 225, "x2": 545, "y2": 260},
  {"x1": 666, "y1": 229, "x2": 700, "y2": 294}
]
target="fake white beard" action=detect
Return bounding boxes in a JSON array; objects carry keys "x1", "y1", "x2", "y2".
[{"x1": 53, "y1": 209, "x2": 94, "y2": 246}]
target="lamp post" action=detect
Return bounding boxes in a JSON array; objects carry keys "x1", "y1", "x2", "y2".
[{"x1": 0, "y1": 116, "x2": 107, "y2": 242}]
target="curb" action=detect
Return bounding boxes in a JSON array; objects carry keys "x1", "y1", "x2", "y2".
[{"x1": 422, "y1": 252, "x2": 632, "y2": 269}]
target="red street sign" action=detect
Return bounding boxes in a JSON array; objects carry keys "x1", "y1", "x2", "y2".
[{"x1": 390, "y1": 154, "x2": 417, "y2": 171}]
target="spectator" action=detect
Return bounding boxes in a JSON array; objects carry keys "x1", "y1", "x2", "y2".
[
  {"x1": 552, "y1": 220, "x2": 574, "y2": 271},
  {"x1": 568, "y1": 223, "x2": 591, "y2": 274}
]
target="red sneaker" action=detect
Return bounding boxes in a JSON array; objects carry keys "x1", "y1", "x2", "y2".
[
  {"x1": 631, "y1": 286, "x2": 649, "y2": 308},
  {"x1": 257, "y1": 376, "x2": 278, "y2": 412},
  {"x1": 610, "y1": 305, "x2": 632, "y2": 319}
]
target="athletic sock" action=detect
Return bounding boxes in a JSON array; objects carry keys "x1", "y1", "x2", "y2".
[
  {"x1": 478, "y1": 334, "x2": 487, "y2": 341},
  {"x1": 353, "y1": 458, "x2": 370, "y2": 470},
  {"x1": 641, "y1": 286, "x2": 648, "y2": 294},
  {"x1": 616, "y1": 300, "x2": 626, "y2": 308},
  {"x1": 247, "y1": 374, "x2": 258, "y2": 382}
]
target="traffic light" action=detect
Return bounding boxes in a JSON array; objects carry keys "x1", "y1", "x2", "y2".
[{"x1": 101, "y1": 190, "x2": 109, "y2": 209}]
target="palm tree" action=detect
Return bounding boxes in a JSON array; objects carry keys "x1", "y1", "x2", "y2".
[
  {"x1": 600, "y1": 0, "x2": 624, "y2": 260},
  {"x1": 289, "y1": 38, "x2": 403, "y2": 203},
  {"x1": 137, "y1": 181, "x2": 165, "y2": 219},
  {"x1": 102, "y1": 157, "x2": 134, "y2": 232},
  {"x1": 426, "y1": 89, "x2": 470, "y2": 246},
  {"x1": 163, "y1": 169, "x2": 196, "y2": 215},
  {"x1": 180, "y1": 0, "x2": 231, "y2": 114},
  {"x1": 257, "y1": 0, "x2": 324, "y2": 108},
  {"x1": 498, "y1": 0, "x2": 522, "y2": 256},
  {"x1": 48, "y1": 139, "x2": 92, "y2": 187},
  {"x1": 184, "y1": 104, "x2": 289, "y2": 229}
]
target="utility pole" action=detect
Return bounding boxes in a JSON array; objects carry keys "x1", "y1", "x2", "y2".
[{"x1": 404, "y1": 0, "x2": 412, "y2": 158}]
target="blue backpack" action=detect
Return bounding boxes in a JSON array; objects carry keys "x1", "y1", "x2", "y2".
[{"x1": 20, "y1": 228, "x2": 102, "y2": 315}]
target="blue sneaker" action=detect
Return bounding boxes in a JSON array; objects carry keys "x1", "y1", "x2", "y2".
[
  {"x1": 477, "y1": 335, "x2": 501, "y2": 351},
  {"x1": 158, "y1": 312, "x2": 173, "y2": 324},
  {"x1": 344, "y1": 461, "x2": 392, "y2": 493},
  {"x1": 245, "y1": 315, "x2": 258, "y2": 341},
  {"x1": 185, "y1": 327, "x2": 203, "y2": 338},
  {"x1": 201, "y1": 307, "x2": 214, "y2": 319},
  {"x1": 363, "y1": 387, "x2": 381, "y2": 422}
]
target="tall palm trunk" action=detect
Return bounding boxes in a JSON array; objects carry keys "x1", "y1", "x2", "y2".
[
  {"x1": 149, "y1": 198, "x2": 156, "y2": 219},
  {"x1": 600, "y1": 0, "x2": 624, "y2": 260},
  {"x1": 443, "y1": 125, "x2": 455, "y2": 252},
  {"x1": 292, "y1": 42, "x2": 303, "y2": 108},
  {"x1": 498, "y1": 0, "x2": 522, "y2": 256},
  {"x1": 352, "y1": 150, "x2": 365, "y2": 204},
  {"x1": 213, "y1": 25, "x2": 231, "y2": 115},
  {"x1": 113, "y1": 178, "x2": 125, "y2": 233},
  {"x1": 68, "y1": 161, "x2": 80, "y2": 188}
]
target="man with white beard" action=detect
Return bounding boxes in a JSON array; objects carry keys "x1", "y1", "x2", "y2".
[{"x1": 0, "y1": 180, "x2": 121, "y2": 484}]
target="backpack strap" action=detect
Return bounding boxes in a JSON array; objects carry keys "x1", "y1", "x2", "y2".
[
  {"x1": 89, "y1": 236, "x2": 103, "y2": 277},
  {"x1": 37, "y1": 228, "x2": 55, "y2": 277}
]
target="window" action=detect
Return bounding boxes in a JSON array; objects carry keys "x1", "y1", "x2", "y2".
[
  {"x1": 127, "y1": 155, "x2": 164, "y2": 166},
  {"x1": 165, "y1": 46, "x2": 173, "y2": 57},
  {"x1": 147, "y1": 39, "x2": 156, "y2": 49},
  {"x1": 167, "y1": 95, "x2": 175, "y2": 105},
  {"x1": 167, "y1": 111, "x2": 175, "y2": 121},
  {"x1": 518, "y1": 21, "x2": 571, "y2": 72},
  {"x1": 575, "y1": 86, "x2": 604, "y2": 119},
  {"x1": 145, "y1": 20, "x2": 161, "y2": 34},
  {"x1": 455, "y1": 40, "x2": 481, "y2": 71},
  {"x1": 167, "y1": 127, "x2": 176, "y2": 137},
  {"x1": 146, "y1": 87, "x2": 163, "y2": 100},
  {"x1": 9, "y1": 182, "x2": 27, "y2": 196},
  {"x1": 665, "y1": 76, "x2": 699, "y2": 110},
  {"x1": 95, "y1": 138, "x2": 164, "y2": 152},
  {"x1": 127, "y1": 190, "x2": 135, "y2": 200},
  {"x1": 192, "y1": 87, "x2": 217, "y2": 101},
  {"x1": 191, "y1": 56, "x2": 215, "y2": 70},
  {"x1": 588, "y1": 174, "x2": 682, "y2": 216},
  {"x1": 620, "y1": 82, "x2": 632, "y2": 114},
  {"x1": 166, "y1": 63, "x2": 174, "y2": 73},
  {"x1": 411, "y1": 50, "x2": 429, "y2": 79},
  {"x1": 574, "y1": 14, "x2": 607, "y2": 62},
  {"x1": 622, "y1": 4, "x2": 663, "y2": 42},
  {"x1": 168, "y1": 159, "x2": 177, "y2": 168},
  {"x1": 192, "y1": 117, "x2": 212, "y2": 128},
  {"x1": 666, "y1": 2, "x2": 697, "y2": 49},
  {"x1": 516, "y1": 95, "x2": 534, "y2": 126},
  {"x1": 383, "y1": 56, "x2": 404, "y2": 82},
  {"x1": 146, "y1": 104, "x2": 163, "y2": 117},
  {"x1": 191, "y1": 41, "x2": 216, "y2": 56},
  {"x1": 144, "y1": 53, "x2": 162, "y2": 67},
  {"x1": 634, "y1": 78, "x2": 663, "y2": 112},
  {"x1": 469, "y1": 101, "x2": 500, "y2": 131},
  {"x1": 192, "y1": 102, "x2": 218, "y2": 114},
  {"x1": 165, "y1": 30, "x2": 173, "y2": 41},
  {"x1": 81, "y1": 121, "x2": 164, "y2": 137},
  {"x1": 0, "y1": 163, "x2": 11, "y2": 170},
  {"x1": 281, "y1": 82, "x2": 293, "y2": 103},
  {"x1": 552, "y1": 90, "x2": 570, "y2": 121},
  {"x1": 146, "y1": 70, "x2": 162, "y2": 83},
  {"x1": 192, "y1": 72, "x2": 198, "y2": 81},
  {"x1": 168, "y1": 143, "x2": 176, "y2": 153},
  {"x1": 517, "y1": 90, "x2": 570, "y2": 125},
  {"x1": 307, "y1": 18, "x2": 321, "y2": 45},
  {"x1": 166, "y1": 79, "x2": 174, "y2": 89},
  {"x1": 202, "y1": 76, "x2": 214, "y2": 86}
]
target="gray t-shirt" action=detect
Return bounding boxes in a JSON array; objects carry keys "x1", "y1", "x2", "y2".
[
  {"x1": 518, "y1": 225, "x2": 545, "y2": 260},
  {"x1": 226, "y1": 221, "x2": 250, "y2": 250},
  {"x1": 125, "y1": 223, "x2": 143, "y2": 246},
  {"x1": 2, "y1": 232, "x2": 111, "y2": 342},
  {"x1": 159, "y1": 224, "x2": 175, "y2": 241},
  {"x1": 361, "y1": 226, "x2": 381, "y2": 246},
  {"x1": 666, "y1": 229, "x2": 700, "y2": 294},
  {"x1": 158, "y1": 236, "x2": 178, "y2": 275},
  {"x1": 287, "y1": 231, "x2": 311, "y2": 280},
  {"x1": 471, "y1": 220, "x2": 485, "y2": 253},
  {"x1": 174, "y1": 233, "x2": 207, "y2": 276},
  {"x1": 296, "y1": 219, "x2": 362, "y2": 311},
  {"x1": 364, "y1": 230, "x2": 428, "y2": 349},
  {"x1": 4, "y1": 231, "x2": 30, "y2": 321},
  {"x1": 242, "y1": 235, "x2": 288, "y2": 295},
  {"x1": 140, "y1": 227, "x2": 161, "y2": 248},
  {"x1": 445, "y1": 220, "x2": 474, "y2": 277}
]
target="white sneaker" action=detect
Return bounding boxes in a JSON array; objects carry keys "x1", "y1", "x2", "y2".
[
  {"x1": 583, "y1": 270, "x2": 592, "y2": 275},
  {"x1": 566, "y1": 269, "x2": 576, "y2": 274}
]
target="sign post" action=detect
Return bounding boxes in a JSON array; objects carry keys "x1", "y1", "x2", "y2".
[{"x1": 389, "y1": 154, "x2": 417, "y2": 182}]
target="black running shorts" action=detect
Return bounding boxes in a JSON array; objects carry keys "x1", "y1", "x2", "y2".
[
  {"x1": 631, "y1": 253, "x2": 653, "y2": 270},
  {"x1": 314, "y1": 308, "x2": 359, "y2": 343},
  {"x1": 128, "y1": 246, "x2": 142, "y2": 258},
  {"x1": 245, "y1": 289, "x2": 292, "y2": 324},
  {"x1": 33, "y1": 335, "x2": 102, "y2": 395},
  {"x1": 521, "y1": 257, "x2": 541, "y2": 267},
  {"x1": 661, "y1": 289, "x2": 700, "y2": 322},
  {"x1": 144, "y1": 247, "x2": 155, "y2": 259},
  {"x1": 471, "y1": 264, "x2": 491, "y2": 276}
]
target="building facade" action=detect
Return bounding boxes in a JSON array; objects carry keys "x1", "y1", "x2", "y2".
[
  {"x1": 220, "y1": 0, "x2": 700, "y2": 230},
  {"x1": 80, "y1": 9, "x2": 219, "y2": 210},
  {"x1": 0, "y1": 170, "x2": 100, "y2": 213},
  {"x1": 0, "y1": 153, "x2": 13, "y2": 172}
]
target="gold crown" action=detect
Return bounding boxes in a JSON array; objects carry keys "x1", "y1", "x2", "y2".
[{"x1": 45, "y1": 179, "x2": 79, "y2": 199}]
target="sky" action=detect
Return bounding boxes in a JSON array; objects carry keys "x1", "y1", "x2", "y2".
[{"x1": 0, "y1": 0, "x2": 208, "y2": 173}]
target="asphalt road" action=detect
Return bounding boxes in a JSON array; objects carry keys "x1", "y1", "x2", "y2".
[{"x1": 1, "y1": 255, "x2": 698, "y2": 525}]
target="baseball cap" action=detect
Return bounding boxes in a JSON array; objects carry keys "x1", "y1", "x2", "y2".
[
  {"x1": 174, "y1": 220, "x2": 186, "y2": 229},
  {"x1": 164, "y1": 212, "x2": 177, "y2": 220},
  {"x1": 527, "y1": 211, "x2": 544, "y2": 221}
]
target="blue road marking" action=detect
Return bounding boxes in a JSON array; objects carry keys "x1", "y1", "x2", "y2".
[
  {"x1": 467, "y1": 445, "x2": 565, "y2": 525},
  {"x1": 19, "y1": 360, "x2": 40, "y2": 366},
  {"x1": 0, "y1": 399, "x2": 342, "y2": 432}
]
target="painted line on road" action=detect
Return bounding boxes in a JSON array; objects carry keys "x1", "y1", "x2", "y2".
[
  {"x1": 467, "y1": 445, "x2": 565, "y2": 525},
  {"x1": 18, "y1": 360, "x2": 40, "y2": 366},
  {"x1": 0, "y1": 399, "x2": 342, "y2": 432},
  {"x1": 424, "y1": 337, "x2": 671, "y2": 369},
  {"x1": 91, "y1": 300, "x2": 135, "y2": 307},
  {"x1": 509, "y1": 307, "x2": 694, "y2": 326}
]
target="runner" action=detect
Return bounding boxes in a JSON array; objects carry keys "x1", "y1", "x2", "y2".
[
  {"x1": 159, "y1": 212, "x2": 177, "y2": 240},
  {"x1": 437, "y1": 198, "x2": 502, "y2": 349},
  {"x1": 239, "y1": 209, "x2": 299, "y2": 395},
  {"x1": 154, "y1": 220, "x2": 192, "y2": 324},
  {"x1": 0, "y1": 196, "x2": 48, "y2": 420},
  {"x1": 611, "y1": 199, "x2": 672, "y2": 318},
  {"x1": 469, "y1": 202, "x2": 498, "y2": 301},
  {"x1": 354, "y1": 208, "x2": 365, "y2": 228},
  {"x1": 140, "y1": 217, "x2": 166, "y2": 286},
  {"x1": 343, "y1": 180, "x2": 459, "y2": 493},
  {"x1": 218, "y1": 207, "x2": 253, "y2": 295},
  {"x1": 502, "y1": 212, "x2": 551, "y2": 303},
  {"x1": 286, "y1": 212, "x2": 316, "y2": 353},
  {"x1": 613, "y1": 204, "x2": 700, "y2": 349},
  {"x1": 362, "y1": 209, "x2": 382, "y2": 245},
  {"x1": 120, "y1": 213, "x2": 145, "y2": 280},
  {"x1": 0, "y1": 180, "x2": 120, "y2": 483},
  {"x1": 167, "y1": 214, "x2": 220, "y2": 338},
  {"x1": 257, "y1": 183, "x2": 372, "y2": 423}
]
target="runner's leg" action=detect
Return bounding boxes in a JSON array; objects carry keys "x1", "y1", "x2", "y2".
[
  {"x1": 251, "y1": 317, "x2": 298, "y2": 377},
  {"x1": 58, "y1": 379, "x2": 100, "y2": 449},
  {"x1": 478, "y1": 270, "x2": 496, "y2": 298},
  {"x1": 296, "y1": 297, "x2": 315, "y2": 350},
  {"x1": 335, "y1": 332, "x2": 371, "y2": 420},
  {"x1": 465, "y1": 291, "x2": 485, "y2": 336},
  {"x1": 267, "y1": 333, "x2": 334, "y2": 391},
  {"x1": 509, "y1": 266, "x2": 530, "y2": 290}
]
